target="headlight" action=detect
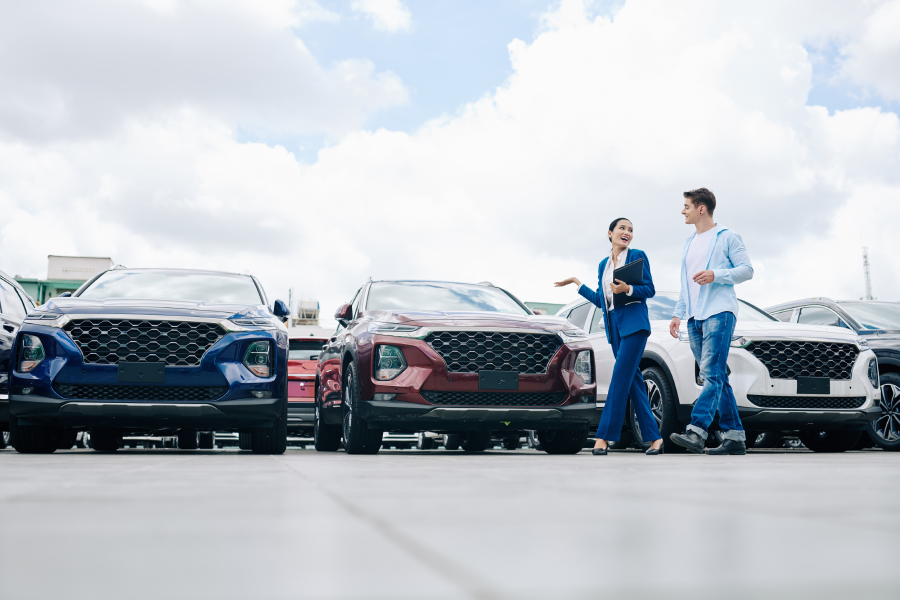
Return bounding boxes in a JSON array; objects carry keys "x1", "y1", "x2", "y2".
[
  {"x1": 23, "y1": 313, "x2": 70, "y2": 328},
  {"x1": 858, "y1": 338, "x2": 870, "y2": 350},
  {"x1": 868, "y1": 358, "x2": 878, "y2": 388},
  {"x1": 226, "y1": 317, "x2": 277, "y2": 331},
  {"x1": 368, "y1": 322, "x2": 422, "y2": 336},
  {"x1": 558, "y1": 328, "x2": 587, "y2": 343},
  {"x1": 574, "y1": 350, "x2": 593, "y2": 384},
  {"x1": 18, "y1": 334, "x2": 46, "y2": 373},
  {"x1": 243, "y1": 341, "x2": 272, "y2": 377},
  {"x1": 374, "y1": 345, "x2": 407, "y2": 381},
  {"x1": 730, "y1": 335, "x2": 751, "y2": 348}
]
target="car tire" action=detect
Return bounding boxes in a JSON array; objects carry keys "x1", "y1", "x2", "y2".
[
  {"x1": 314, "y1": 404, "x2": 341, "y2": 451},
  {"x1": 56, "y1": 429, "x2": 78, "y2": 450},
  {"x1": 539, "y1": 427, "x2": 588, "y2": 454},
  {"x1": 443, "y1": 433, "x2": 462, "y2": 451},
  {"x1": 417, "y1": 433, "x2": 435, "y2": 450},
  {"x1": 606, "y1": 429, "x2": 633, "y2": 450},
  {"x1": 461, "y1": 431, "x2": 491, "y2": 452},
  {"x1": 634, "y1": 367, "x2": 684, "y2": 453},
  {"x1": 752, "y1": 432, "x2": 784, "y2": 449},
  {"x1": 198, "y1": 431, "x2": 215, "y2": 449},
  {"x1": 525, "y1": 431, "x2": 542, "y2": 451},
  {"x1": 798, "y1": 430, "x2": 862, "y2": 453},
  {"x1": 89, "y1": 427, "x2": 121, "y2": 452},
  {"x1": 341, "y1": 362, "x2": 383, "y2": 455},
  {"x1": 238, "y1": 432, "x2": 253, "y2": 450},
  {"x1": 0, "y1": 429, "x2": 10, "y2": 449},
  {"x1": 502, "y1": 437, "x2": 521, "y2": 450},
  {"x1": 251, "y1": 394, "x2": 288, "y2": 455},
  {"x1": 178, "y1": 429, "x2": 199, "y2": 450},
  {"x1": 9, "y1": 415, "x2": 59, "y2": 454},
  {"x1": 867, "y1": 372, "x2": 900, "y2": 451}
]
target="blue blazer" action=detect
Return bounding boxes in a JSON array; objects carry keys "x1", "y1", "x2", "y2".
[{"x1": 578, "y1": 248, "x2": 655, "y2": 344}]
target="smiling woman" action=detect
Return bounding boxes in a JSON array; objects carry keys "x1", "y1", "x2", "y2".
[{"x1": 77, "y1": 270, "x2": 263, "y2": 304}]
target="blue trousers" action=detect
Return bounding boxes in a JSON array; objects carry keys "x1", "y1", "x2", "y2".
[
  {"x1": 595, "y1": 315, "x2": 661, "y2": 443},
  {"x1": 687, "y1": 312, "x2": 746, "y2": 442}
]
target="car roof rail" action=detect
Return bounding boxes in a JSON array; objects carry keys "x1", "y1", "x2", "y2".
[{"x1": 477, "y1": 281, "x2": 495, "y2": 287}]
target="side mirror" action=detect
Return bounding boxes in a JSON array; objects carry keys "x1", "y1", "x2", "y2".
[
  {"x1": 59, "y1": 292, "x2": 72, "y2": 298},
  {"x1": 533, "y1": 310, "x2": 542, "y2": 315},
  {"x1": 334, "y1": 303, "x2": 352, "y2": 325},
  {"x1": 273, "y1": 299, "x2": 290, "y2": 323}
]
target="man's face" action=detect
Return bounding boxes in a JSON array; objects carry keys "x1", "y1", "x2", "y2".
[{"x1": 682, "y1": 199, "x2": 701, "y2": 224}]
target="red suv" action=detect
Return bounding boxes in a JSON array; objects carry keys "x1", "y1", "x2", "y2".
[
  {"x1": 313, "y1": 280, "x2": 597, "y2": 454},
  {"x1": 287, "y1": 336, "x2": 327, "y2": 437}
]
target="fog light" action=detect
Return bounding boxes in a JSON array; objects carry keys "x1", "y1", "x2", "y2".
[
  {"x1": 21, "y1": 387, "x2": 34, "y2": 395},
  {"x1": 373, "y1": 393, "x2": 398, "y2": 401},
  {"x1": 251, "y1": 391, "x2": 273, "y2": 399},
  {"x1": 374, "y1": 345, "x2": 407, "y2": 381},
  {"x1": 18, "y1": 334, "x2": 46, "y2": 373},
  {"x1": 868, "y1": 358, "x2": 878, "y2": 388},
  {"x1": 243, "y1": 341, "x2": 272, "y2": 377},
  {"x1": 574, "y1": 350, "x2": 593, "y2": 384}
]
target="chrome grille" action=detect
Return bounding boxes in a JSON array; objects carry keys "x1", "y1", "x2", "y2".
[
  {"x1": 421, "y1": 390, "x2": 566, "y2": 406},
  {"x1": 425, "y1": 331, "x2": 562, "y2": 374},
  {"x1": 54, "y1": 383, "x2": 227, "y2": 401},
  {"x1": 746, "y1": 341, "x2": 858, "y2": 380},
  {"x1": 64, "y1": 319, "x2": 223, "y2": 366},
  {"x1": 747, "y1": 395, "x2": 866, "y2": 409}
]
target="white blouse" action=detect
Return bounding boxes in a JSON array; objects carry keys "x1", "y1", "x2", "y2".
[{"x1": 602, "y1": 248, "x2": 633, "y2": 311}]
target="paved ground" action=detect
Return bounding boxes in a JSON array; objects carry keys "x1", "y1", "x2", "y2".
[{"x1": 0, "y1": 446, "x2": 897, "y2": 600}]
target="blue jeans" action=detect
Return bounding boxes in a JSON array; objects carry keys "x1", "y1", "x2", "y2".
[
  {"x1": 687, "y1": 312, "x2": 746, "y2": 442},
  {"x1": 596, "y1": 315, "x2": 661, "y2": 443}
]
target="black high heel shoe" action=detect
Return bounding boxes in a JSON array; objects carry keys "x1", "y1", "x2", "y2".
[
  {"x1": 591, "y1": 446, "x2": 608, "y2": 455},
  {"x1": 645, "y1": 442, "x2": 664, "y2": 455}
]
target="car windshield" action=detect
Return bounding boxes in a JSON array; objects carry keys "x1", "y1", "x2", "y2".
[
  {"x1": 79, "y1": 271, "x2": 263, "y2": 304},
  {"x1": 645, "y1": 293, "x2": 776, "y2": 322},
  {"x1": 366, "y1": 282, "x2": 529, "y2": 315},
  {"x1": 290, "y1": 340, "x2": 324, "y2": 360},
  {"x1": 840, "y1": 303, "x2": 900, "y2": 330}
]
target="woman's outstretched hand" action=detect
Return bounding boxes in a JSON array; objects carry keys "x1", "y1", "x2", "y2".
[{"x1": 554, "y1": 277, "x2": 582, "y2": 288}]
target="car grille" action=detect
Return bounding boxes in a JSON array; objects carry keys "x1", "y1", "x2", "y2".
[
  {"x1": 54, "y1": 383, "x2": 227, "y2": 402},
  {"x1": 420, "y1": 390, "x2": 566, "y2": 406},
  {"x1": 747, "y1": 395, "x2": 866, "y2": 409},
  {"x1": 746, "y1": 341, "x2": 858, "y2": 380},
  {"x1": 64, "y1": 319, "x2": 224, "y2": 366},
  {"x1": 425, "y1": 331, "x2": 562, "y2": 374}
]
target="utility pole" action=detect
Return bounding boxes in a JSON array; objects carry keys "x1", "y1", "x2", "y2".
[{"x1": 862, "y1": 247, "x2": 874, "y2": 301}]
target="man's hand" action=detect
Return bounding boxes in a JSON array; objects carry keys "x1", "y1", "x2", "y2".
[
  {"x1": 669, "y1": 317, "x2": 681, "y2": 339},
  {"x1": 554, "y1": 277, "x2": 582, "y2": 288},
  {"x1": 609, "y1": 279, "x2": 630, "y2": 294},
  {"x1": 692, "y1": 270, "x2": 715, "y2": 285}
]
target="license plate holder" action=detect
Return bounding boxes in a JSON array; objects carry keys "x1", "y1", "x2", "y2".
[
  {"x1": 797, "y1": 376, "x2": 830, "y2": 395},
  {"x1": 478, "y1": 371, "x2": 518, "y2": 390},
  {"x1": 117, "y1": 361, "x2": 166, "y2": 383}
]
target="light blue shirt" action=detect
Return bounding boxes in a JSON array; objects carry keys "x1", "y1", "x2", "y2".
[{"x1": 673, "y1": 225, "x2": 753, "y2": 321}]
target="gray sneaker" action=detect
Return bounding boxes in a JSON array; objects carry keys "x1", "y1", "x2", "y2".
[{"x1": 669, "y1": 430, "x2": 705, "y2": 454}]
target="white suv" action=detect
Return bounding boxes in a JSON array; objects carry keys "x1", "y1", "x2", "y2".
[{"x1": 557, "y1": 292, "x2": 881, "y2": 453}]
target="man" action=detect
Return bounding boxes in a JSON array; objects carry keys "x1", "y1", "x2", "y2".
[{"x1": 669, "y1": 188, "x2": 754, "y2": 455}]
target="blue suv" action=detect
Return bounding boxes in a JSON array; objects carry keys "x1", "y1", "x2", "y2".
[{"x1": 8, "y1": 268, "x2": 290, "y2": 454}]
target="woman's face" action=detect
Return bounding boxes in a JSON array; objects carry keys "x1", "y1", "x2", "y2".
[{"x1": 609, "y1": 220, "x2": 633, "y2": 247}]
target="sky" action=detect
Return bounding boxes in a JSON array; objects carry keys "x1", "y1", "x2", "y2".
[{"x1": 1, "y1": 0, "x2": 899, "y2": 328}]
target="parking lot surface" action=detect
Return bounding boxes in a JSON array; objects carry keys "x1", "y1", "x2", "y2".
[{"x1": 1, "y1": 446, "x2": 897, "y2": 600}]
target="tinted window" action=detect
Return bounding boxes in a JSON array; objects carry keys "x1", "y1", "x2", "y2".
[
  {"x1": 16, "y1": 288, "x2": 35, "y2": 311},
  {"x1": 79, "y1": 271, "x2": 263, "y2": 304},
  {"x1": 366, "y1": 282, "x2": 529, "y2": 315},
  {"x1": 646, "y1": 293, "x2": 679, "y2": 321},
  {"x1": 840, "y1": 303, "x2": 900, "y2": 331},
  {"x1": 0, "y1": 280, "x2": 27, "y2": 319},
  {"x1": 588, "y1": 305, "x2": 605, "y2": 333},
  {"x1": 771, "y1": 310, "x2": 793, "y2": 323},
  {"x1": 566, "y1": 302, "x2": 591, "y2": 329},
  {"x1": 797, "y1": 306, "x2": 849, "y2": 329},
  {"x1": 289, "y1": 340, "x2": 324, "y2": 360}
]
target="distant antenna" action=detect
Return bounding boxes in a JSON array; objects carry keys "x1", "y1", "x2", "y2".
[{"x1": 862, "y1": 246, "x2": 874, "y2": 301}]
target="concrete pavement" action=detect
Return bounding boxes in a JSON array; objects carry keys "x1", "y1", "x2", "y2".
[{"x1": 0, "y1": 446, "x2": 897, "y2": 600}]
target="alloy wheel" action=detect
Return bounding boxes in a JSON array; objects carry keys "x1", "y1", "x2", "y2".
[
  {"x1": 634, "y1": 379, "x2": 664, "y2": 443},
  {"x1": 342, "y1": 371, "x2": 355, "y2": 444},
  {"x1": 874, "y1": 383, "x2": 900, "y2": 442}
]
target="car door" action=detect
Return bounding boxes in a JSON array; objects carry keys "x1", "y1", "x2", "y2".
[
  {"x1": 584, "y1": 304, "x2": 615, "y2": 402},
  {"x1": 319, "y1": 287, "x2": 363, "y2": 402},
  {"x1": 0, "y1": 277, "x2": 28, "y2": 399}
]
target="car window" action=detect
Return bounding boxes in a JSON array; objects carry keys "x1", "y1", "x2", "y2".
[
  {"x1": 737, "y1": 300, "x2": 777, "y2": 322},
  {"x1": 78, "y1": 271, "x2": 263, "y2": 304},
  {"x1": 289, "y1": 340, "x2": 324, "y2": 360},
  {"x1": 588, "y1": 305, "x2": 605, "y2": 333},
  {"x1": 839, "y1": 303, "x2": 900, "y2": 331},
  {"x1": 0, "y1": 280, "x2": 27, "y2": 320},
  {"x1": 16, "y1": 287, "x2": 35, "y2": 312},
  {"x1": 365, "y1": 282, "x2": 529, "y2": 315},
  {"x1": 350, "y1": 288, "x2": 362, "y2": 317},
  {"x1": 566, "y1": 302, "x2": 591, "y2": 330},
  {"x1": 798, "y1": 306, "x2": 850, "y2": 329},
  {"x1": 771, "y1": 310, "x2": 793, "y2": 322}
]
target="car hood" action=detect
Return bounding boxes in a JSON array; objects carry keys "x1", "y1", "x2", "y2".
[
  {"x1": 651, "y1": 319, "x2": 862, "y2": 343},
  {"x1": 363, "y1": 310, "x2": 574, "y2": 332},
  {"x1": 31, "y1": 297, "x2": 271, "y2": 320},
  {"x1": 860, "y1": 331, "x2": 900, "y2": 351}
]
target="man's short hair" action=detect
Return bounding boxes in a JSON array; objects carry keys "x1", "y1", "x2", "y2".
[{"x1": 683, "y1": 188, "x2": 716, "y2": 215}]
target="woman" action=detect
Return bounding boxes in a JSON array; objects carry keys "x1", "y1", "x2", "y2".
[{"x1": 555, "y1": 218, "x2": 663, "y2": 455}]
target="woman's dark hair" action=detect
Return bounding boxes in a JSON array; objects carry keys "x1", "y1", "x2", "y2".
[{"x1": 608, "y1": 217, "x2": 632, "y2": 243}]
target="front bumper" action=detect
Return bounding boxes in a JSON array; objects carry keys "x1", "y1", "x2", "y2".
[
  {"x1": 737, "y1": 405, "x2": 881, "y2": 431},
  {"x1": 340, "y1": 400, "x2": 599, "y2": 432}
]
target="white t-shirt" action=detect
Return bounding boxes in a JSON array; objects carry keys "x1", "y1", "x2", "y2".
[{"x1": 686, "y1": 228, "x2": 716, "y2": 318}]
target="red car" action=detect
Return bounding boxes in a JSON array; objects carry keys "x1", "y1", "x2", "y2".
[
  {"x1": 314, "y1": 280, "x2": 598, "y2": 454},
  {"x1": 287, "y1": 336, "x2": 327, "y2": 437}
]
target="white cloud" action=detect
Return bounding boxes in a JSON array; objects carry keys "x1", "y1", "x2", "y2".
[
  {"x1": 352, "y1": 0, "x2": 413, "y2": 33},
  {"x1": 1, "y1": 0, "x2": 900, "y2": 325},
  {"x1": 840, "y1": 0, "x2": 900, "y2": 102}
]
